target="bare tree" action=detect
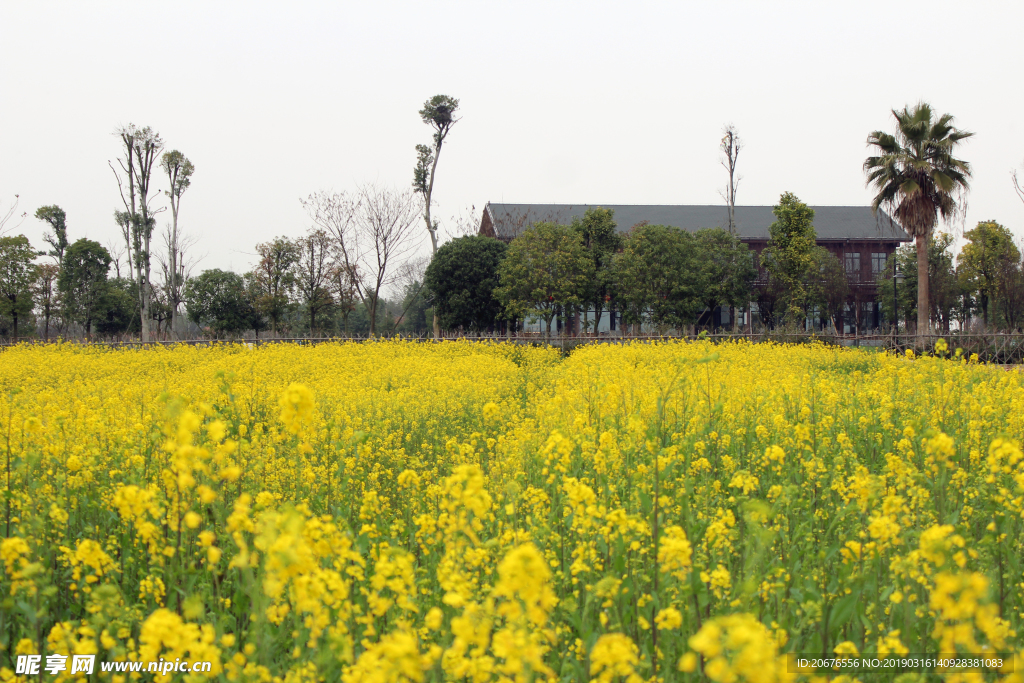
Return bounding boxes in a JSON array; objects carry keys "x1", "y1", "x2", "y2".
[
  {"x1": 295, "y1": 229, "x2": 334, "y2": 336},
  {"x1": 390, "y1": 255, "x2": 429, "y2": 330},
  {"x1": 1014, "y1": 160, "x2": 1024, "y2": 206},
  {"x1": 355, "y1": 185, "x2": 422, "y2": 335},
  {"x1": 110, "y1": 124, "x2": 164, "y2": 342},
  {"x1": 107, "y1": 240, "x2": 127, "y2": 280},
  {"x1": 303, "y1": 185, "x2": 421, "y2": 336},
  {"x1": 160, "y1": 150, "x2": 194, "y2": 339},
  {"x1": 483, "y1": 205, "x2": 578, "y2": 242},
  {"x1": 33, "y1": 263, "x2": 60, "y2": 341},
  {"x1": 158, "y1": 223, "x2": 199, "y2": 339},
  {"x1": 0, "y1": 194, "x2": 27, "y2": 237},
  {"x1": 329, "y1": 257, "x2": 360, "y2": 337},
  {"x1": 443, "y1": 204, "x2": 479, "y2": 242},
  {"x1": 719, "y1": 125, "x2": 742, "y2": 234}
]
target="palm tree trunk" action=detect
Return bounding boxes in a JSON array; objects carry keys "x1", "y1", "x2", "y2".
[{"x1": 916, "y1": 234, "x2": 929, "y2": 346}]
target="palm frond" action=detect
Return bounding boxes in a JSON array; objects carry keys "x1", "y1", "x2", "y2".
[{"x1": 865, "y1": 101, "x2": 972, "y2": 236}]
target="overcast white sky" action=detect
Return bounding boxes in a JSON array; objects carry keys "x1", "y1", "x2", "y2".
[{"x1": 2, "y1": 1, "x2": 1022, "y2": 276}]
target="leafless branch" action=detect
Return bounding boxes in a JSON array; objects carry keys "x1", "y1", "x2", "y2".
[
  {"x1": 303, "y1": 185, "x2": 422, "y2": 335},
  {"x1": 106, "y1": 240, "x2": 127, "y2": 279},
  {"x1": 0, "y1": 194, "x2": 27, "y2": 237},
  {"x1": 719, "y1": 124, "x2": 742, "y2": 234},
  {"x1": 441, "y1": 204, "x2": 480, "y2": 242},
  {"x1": 302, "y1": 190, "x2": 365, "y2": 306}
]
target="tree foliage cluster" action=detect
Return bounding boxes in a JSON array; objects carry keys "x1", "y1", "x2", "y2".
[
  {"x1": 877, "y1": 221, "x2": 1024, "y2": 333},
  {"x1": 426, "y1": 207, "x2": 758, "y2": 338},
  {"x1": 0, "y1": 231, "x2": 145, "y2": 340}
]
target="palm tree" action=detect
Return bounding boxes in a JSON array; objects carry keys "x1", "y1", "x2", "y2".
[{"x1": 864, "y1": 103, "x2": 972, "y2": 342}]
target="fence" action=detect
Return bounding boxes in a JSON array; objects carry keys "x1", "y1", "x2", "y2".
[{"x1": 3, "y1": 331, "x2": 1023, "y2": 363}]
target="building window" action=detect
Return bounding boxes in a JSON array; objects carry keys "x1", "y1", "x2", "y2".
[
  {"x1": 871, "y1": 252, "x2": 887, "y2": 274},
  {"x1": 862, "y1": 301, "x2": 876, "y2": 331},
  {"x1": 845, "y1": 252, "x2": 861, "y2": 273}
]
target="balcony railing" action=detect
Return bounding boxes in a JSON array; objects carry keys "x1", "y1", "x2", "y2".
[{"x1": 846, "y1": 272, "x2": 888, "y2": 284}]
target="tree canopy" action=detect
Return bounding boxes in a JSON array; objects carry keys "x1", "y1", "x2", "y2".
[
  {"x1": 495, "y1": 222, "x2": 593, "y2": 338},
  {"x1": 184, "y1": 269, "x2": 257, "y2": 337},
  {"x1": 960, "y1": 220, "x2": 1020, "y2": 327},
  {"x1": 425, "y1": 235, "x2": 507, "y2": 333},
  {"x1": 571, "y1": 207, "x2": 621, "y2": 334},
  {"x1": 58, "y1": 238, "x2": 112, "y2": 337},
  {"x1": 613, "y1": 224, "x2": 699, "y2": 331},
  {"x1": 693, "y1": 227, "x2": 756, "y2": 326},
  {"x1": 0, "y1": 235, "x2": 37, "y2": 339},
  {"x1": 35, "y1": 205, "x2": 69, "y2": 264},
  {"x1": 760, "y1": 192, "x2": 817, "y2": 323}
]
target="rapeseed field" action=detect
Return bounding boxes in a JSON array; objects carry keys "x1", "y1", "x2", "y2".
[{"x1": 0, "y1": 340, "x2": 1022, "y2": 682}]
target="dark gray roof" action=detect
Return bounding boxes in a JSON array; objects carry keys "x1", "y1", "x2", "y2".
[{"x1": 484, "y1": 203, "x2": 910, "y2": 242}]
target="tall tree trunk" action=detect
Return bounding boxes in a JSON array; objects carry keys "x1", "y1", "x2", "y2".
[
  {"x1": 139, "y1": 272, "x2": 151, "y2": 342},
  {"x1": 426, "y1": 141, "x2": 442, "y2": 340},
  {"x1": 169, "y1": 202, "x2": 179, "y2": 340},
  {"x1": 916, "y1": 234, "x2": 929, "y2": 346}
]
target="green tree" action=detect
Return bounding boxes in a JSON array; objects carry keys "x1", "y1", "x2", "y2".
[
  {"x1": 612, "y1": 224, "x2": 699, "y2": 332},
  {"x1": 959, "y1": 220, "x2": 1020, "y2": 327},
  {"x1": 693, "y1": 227, "x2": 755, "y2": 330},
  {"x1": 760, "y1": 192, "x2": 817, "y2": 323},
  {"x1": 953, "y1": 263, "x2": 977, "y2": 331},
  {"x1": 877, "y1": 246, "x2": 916, "y2": 332},
  {"x1": 34, "y1": 205, "x2": 69, "y2": 264},
  {"x1": 184, "y1": 269, "x2": 256, "y2": 337},
  {"x1": 865, "y1": 103, "x2": 973, "y2": 340},
  {"x1": 877, "y1": 234, "x2": 959, "y2": 332},
  {"x1": 495, "y1": 222, "x2": 593, "y2": 339},
  {"x1": 58, "y1": 239, "x2": 112, "y2": 338},
  {"x1": 251, "y1": 237, "x2": 300, "y2": 335},
  {"x1": 995, "y1": 257, "x2": 1024, "y2": 331},
  {"x1": 424, "y1": 235, "x2": 507, "y2": 334},
  {"x1": 413, "y1": 94, "x2": 460, "y2": 339},
  {"x1": 241, "y1": 273, "x2": 270, "y2": 339},
  {"x1": 0, "y1": 235, "x2": 37, "y2": 339},
  {"x1": 97, "y1": 277, "x2": 139, "y2": 336},
  {"x1": 571, "y1": 207, "x2": 622, "y2": 335},
  {"x1": 808, "y1": 248, "x2": 848, "y2": 332},
  {"x1": 929, "y1": 234, "x2": 961, "y2": 332}
]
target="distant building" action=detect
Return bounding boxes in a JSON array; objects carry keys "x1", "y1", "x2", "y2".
[{"x1": 478, "y1": 203, "x2": 911, "y2": 333}]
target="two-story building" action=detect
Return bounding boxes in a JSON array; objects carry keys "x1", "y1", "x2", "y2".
[{"x1": 478, "y1": 202, "x2": 911, "y2": 333}]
